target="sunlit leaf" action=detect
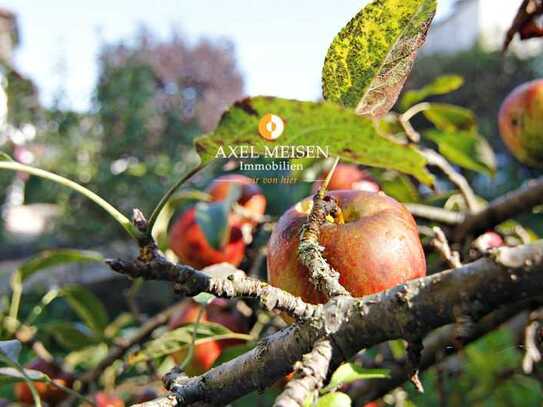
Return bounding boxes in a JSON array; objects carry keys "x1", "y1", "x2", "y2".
[
  {"x1": 324, "y1": 363, "x2": 390, "y2": 392},
  {"x1": 316, "y1": 392, "x2": 352, "y2": 407},
  {"x1": 400, "y1": 75, "x2": 464, "y2": 110},
  {"x1": 424, "y1": 130, "x2": 496, "y2": 175},
  {"x1": 322, "y1": 0, "x2": 437, "y2": 117},
  {"x1": 422, "y1": 103, "x2": 476, "y2": 132},
  {"x1": 195, "y1": 97, "x2": 434, "y2": 185}
]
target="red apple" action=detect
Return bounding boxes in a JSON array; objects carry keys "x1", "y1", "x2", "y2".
[
  {"x1": 169, "y1": 207, "x2": 245, "y2": 268},
  {"x1": 14, "y1": 359, "x2": 74, "y2": 406},
  {"x1": 208, "y1": 174, "x2": 266, "y2": 225},
  {"x1": 498, "y1": 80, "x2": 543, "y2": 167},
  {"x1": 267, "y1": 190, "x2": 426, "y2": 304},
  {"x1": 95, "y1": 392, "x2": 125, "y2": 407},
  {"x1": 472, "y1": 231, "x2": 504, "y2": 253},
  {"x1": 168, "y1": 299, "x2": 250, "y2": 376},
  {"x1": 313, "y1": 164, "x2": 380, "y2": 193}
]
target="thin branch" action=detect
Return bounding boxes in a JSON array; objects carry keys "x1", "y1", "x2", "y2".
[
  {"x1": 298, "y1": 190, "x2": 350, "y2": 298},
  {"x1": 422, "y1": 149, "x2": 480, "y2": 213},
  {"x1": 274, "y1": 338, "x2": 333, "y2": 407},
  {"x1": 454, "y1": 175, "x2": 543, "y2": 241},
  {"x1": 522, "y1": 308, "x2": 543, "y2": 374},
  {"x1": 430, "y1": 226, "x2": 462, "y2": 268},
  {"x1": 405, "y1": 203, "x2": 465, "y2": 225},
  {"x1": 106, "y1": 257, "x2": 319, "y2": 321}
]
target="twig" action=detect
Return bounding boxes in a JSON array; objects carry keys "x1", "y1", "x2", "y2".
[
  {"x1": 430, "y1": 226, "x2": 462, "y2": 268},
  {"x1": 405, "y1": 203, "x2": 465, "y2": 225},
  {"x1": 399, "y1": 102, "x2": 430, "y2": 143},
  {"x1": 454, "y1": 175, "x2": 543, "y2": 241},
  {"x1": 422, "y1": 149, "x2": 479, "y2": 213},
  {"x1": 522, "y1": 308, "x2": 543, "y2": 374},
  {"x1": 107, "y1": 257, "x2": 319, "y2": 321},
  {"x1": 274, "y1": 338, "x2": 333, "y2": 407}
]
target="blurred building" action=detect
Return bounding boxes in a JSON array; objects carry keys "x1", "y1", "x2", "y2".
[{"x1": 422, "y1": 0, "x2": 543, "y2": 56}]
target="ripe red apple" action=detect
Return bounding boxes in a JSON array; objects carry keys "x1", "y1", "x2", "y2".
[
  {"x1": 267, "y1": 190, "x2": 426, "y2": 304},
  {"x1": 14, "y1": 359, "x2": 74, "y2": 405},
  {"x1": 498, "y1": 80, "x2": 543, "y2": 167},
  {"x1": 472, "y1": 231, "x2": 504, "y2": 253},
  {"x1": 169, "y1": 207, "x2": 245, "y2": 268},
  {"x1": 208, "y1": 174, "x2": 266, "y2": 225},
  {"x1": 313, "y1": 164, "x2": 380, "y2": 193},
  {"x1": 168, "y1": 299, "x2": 250, "y2": 376},
  {"x1": 95, "y1": 392, "x2": 125, "y2": 407}
]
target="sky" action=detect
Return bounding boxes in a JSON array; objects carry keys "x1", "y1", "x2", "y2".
[{"x1": 1, "y1": 0, "x2": 454, "y2": 111}]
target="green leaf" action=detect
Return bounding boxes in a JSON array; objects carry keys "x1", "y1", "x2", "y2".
[
  {"x1": 400, "y1": 75, "x2": 464, "y2": 110},
  {"x1": 65, "y1": 344, "x2": 109, "y2": 370},
  {"x1": 322, "y1": 0, "x2": 437, "y2": 117},
  {"x1": 195, "y1": 97, "x2": 434, "y2": 185},
  {"x1": 0, "y1": 151, "x2": 13, "y2": 161},
  {"x1": 0, "y1": 340, "x2": 21, "y2": 363},
  {"x1": 325, "y1": 363, "x2": 389, "y2": 392},
  {"x1": 42, "y1": 322, "x2": 100, "y2": 350},
  {"x1": 61, "y1": 285, "x2": 109, "y2": 335},
  {"x1": 422, "y1": 103, "x2": 477, "y2": 132},
  {"x1": 128, "y1": 321, "x2": 252, "y2": 364},
  {"x1": 424, "y1": 130, "x2": 496, "y2": 175},
  {"x1": 379, "y1": 172, "x2": 421, "y2": 203},
  {"x1": 17, "y1": 249, "x2": 103, "y2": 282},
  {"x1": 316, "y1": 392, "x2": 352, "y2": 407},
  {"x1": 0, "y1": 367, "x2": 48, "y2": 384},
  {"x1": 195, "y1": 184, "x2": 241, "y2": 250}
]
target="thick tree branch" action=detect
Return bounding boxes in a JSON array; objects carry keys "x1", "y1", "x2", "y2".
[
  {"x1": 128, "y1": 241, "x2": 543, "y2": 406},
  {"x1": 453, "y1": 176, "x2": 543, "y2": 240},
  {"x1": 350, "y1": 298, "x2": 540, "y2": 403},
  {"x1": 274, "y1": 338, "x2": 333, "y2": 407}
]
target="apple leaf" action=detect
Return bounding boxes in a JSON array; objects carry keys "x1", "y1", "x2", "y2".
[
  {"x1": 41, "y1": 322, "x2": 100, "y2": 351},
  {"x1": 61, "y1": 285, "x2": 109, "y2": 336},
  {"x1": 421, "y1": 103, "x2": 496, "y2": 175},
  {"x1": 324, "y1": 363, "x2": 390, "y2": 392},
  {"x1": 0, "y1": 340, "x2": 21, "y2": 363},
  {"x1": 315, "y1": 392, "x2": 352, "y2": 407},
  {"x1": 322, "y1": 0, "x2": 437, "y2": 118},
  {"x1": 378, "y1": 172, "x2": 421, "y2": 203},
  {"x1": 0, "y1": 367, "x2": 48, "y2": 384},
  {"x1": 0, "y1": 151, "x2": 13, "y2": 161},
  {"x1": 400, "y1": 75, "x2": 464, "y2": 110},
  {"x1": 195, "y1": 97, "x2": 434, "y2": 185},
  {"x1": 127, "y1": 322, "x2": 252, "y2": 364},
  {"x1": 422, "y1": 103, "x2": 477, "y2": 132},
  {"x1": 424, "y1": 130, "x2": 496, "y2": 176},
  {"x1": 195, "y1": 183, "x2": 241, "y2": 250},
  {"x1": 16, "y1": 249, "x2": 103, "y2": 283}
]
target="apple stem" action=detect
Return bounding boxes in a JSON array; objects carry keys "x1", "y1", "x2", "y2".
[{"x1": 319, "y1": 156, "x2": 340, "y2": 198}]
